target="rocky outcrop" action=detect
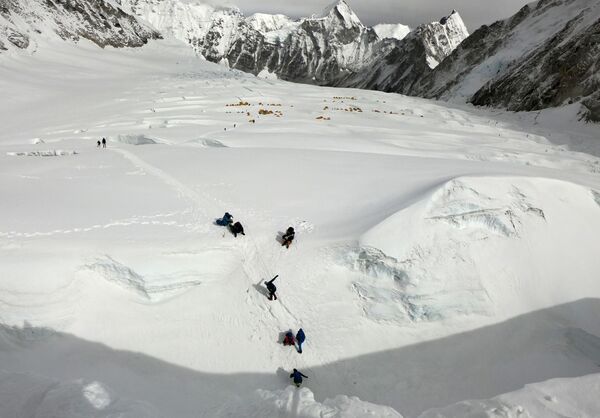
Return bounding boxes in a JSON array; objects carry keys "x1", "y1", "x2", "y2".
[
  {"x1": 411, "y1": 0, "x2": 600, "y2": 121},
  {"x1": 335, "y1": 10, "x2": 469, "y2": 94},
  {"x1": 0, "y1": 0, "x2": 160, "y2": 52},
  {"x1": 471, "y1": 13, "x2": 600, "y2": 120}
]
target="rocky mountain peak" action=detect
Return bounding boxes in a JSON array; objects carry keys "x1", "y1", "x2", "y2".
[
  {"x1": 410, "y1": 10, "x2": 469, "y2": 69},
  {"x1": 320, "y1": 0, "x2": 363, "y2": 28}
]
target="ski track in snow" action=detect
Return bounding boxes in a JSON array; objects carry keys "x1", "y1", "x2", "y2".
[
  {"x1": 0, "y1": 212, "x2": 196, "y2": 238},
  {"x1": 112, "y1": 147, "x2": 218, "y2": 222}
]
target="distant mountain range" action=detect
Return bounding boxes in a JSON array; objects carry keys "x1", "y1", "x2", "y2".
[
  {"x1": 117, "y1": 0, "x2": 468, "y2": 88},
  {"x1": 1, "y1": 0, "x2": 598, "y2": 121}
]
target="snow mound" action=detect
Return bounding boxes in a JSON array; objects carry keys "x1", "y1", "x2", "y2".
[
  {"x1": 82, "y1": 256, "x2": 203, "y2": 301},
  {"x1": 216, "y1": 386, "x2": 403, "y2": 417},
  {"x1": 339, "y1": 177, "x2": 600, "y2": 324},
  {"x1": 425, "y1": 178, "x2": 546, "y2": 237},
  {"x1": 419, "y1": 373, "x2": 600, "y2": 418},
  {"x1": 7, "y1": 150, "x2": 77, "y2": 156},
  {"x1": 187, "y1": 138, "x2": 228, "y2": 148},
  {"x1": 112, "y1": 134, "x2": 160, "y2": 145},
  {"x1": 0, "y1": 371, "x2": 159, "y2": 417}
]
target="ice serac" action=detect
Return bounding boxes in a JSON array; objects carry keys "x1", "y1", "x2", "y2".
[
  {"x1": 0, "y1": 0, "x2": 160, "y2": 52},
  {"x1": 412, "y1": 0, "x2": 600, "y2": 122}
]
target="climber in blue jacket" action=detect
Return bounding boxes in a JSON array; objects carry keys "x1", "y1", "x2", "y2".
[{"x1": 290, "y1": 369, "x2": 308, "y2": 387}]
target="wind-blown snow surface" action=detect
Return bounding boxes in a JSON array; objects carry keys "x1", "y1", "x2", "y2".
[{"x1": 1, "y1": 39, "x2": 600, "y2": 417}]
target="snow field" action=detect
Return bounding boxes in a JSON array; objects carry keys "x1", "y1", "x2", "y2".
[{"x1": 0, "y1": 39, "x2": 599, "y2": 417}]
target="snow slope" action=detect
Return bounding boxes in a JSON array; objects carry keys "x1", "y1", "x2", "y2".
[
  {"x1": 420, "y1": 373, "x2": 600, "y2": 418},
  {"x1": 0, "y1": 0, "x2": 159, "y2": 52},
  {"x1": 373, "y1": 23, "x2": 411, "y2": 40},
  {"x1": 0, "y1": 38, "x2": 600, "y2": 417}
]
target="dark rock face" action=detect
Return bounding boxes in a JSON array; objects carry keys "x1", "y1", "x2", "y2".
[
  {"x1": 223, "y1": 1, "x2": 385, "y2": 86},
  {"x1": 410, "y1": 5, "x2": 536, "y2": 100},
  {"x1": 470, "y1": 15, "x2": 600, "y2": 119},
  {"x1": 412, "y1": 0, "x2": 600, "y2": 121},
  {"x1": 582, "y1": 94, "x2": 600, "y2": 122},
  {"x1": 0, "y1": 0, "x2": 161, "y2": 52}
]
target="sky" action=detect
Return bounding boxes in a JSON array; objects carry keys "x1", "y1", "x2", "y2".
[{"x1": 207, "y1": 0, "x2": 533, "y2": 30}]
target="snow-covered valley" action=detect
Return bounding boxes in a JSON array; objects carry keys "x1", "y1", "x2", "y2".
[{"x1": 1, "y1": 38, "x2": 600, "y2": 417}]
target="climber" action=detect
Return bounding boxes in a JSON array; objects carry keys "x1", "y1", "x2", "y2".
[
  {"x1": 230, "y1": 221, "x2": 245, "y2": 237},
  {"x1": 296, "y1": 328, "x2": 305, "y2": 353},
  {"x1": 216, "y1": 212, "x2": 233, "y2": 226},
  {"x1": 281, "y1": 226, "x2": 295, "y2": 249},
  {"x1": 283, "y1": 331, "x2": 295, "y2": 346},
  {"x1": 266, "y1": 275, "x2": 278, "y2": 300},
  {"x1": 290, "y1": 369, "x2": 308, "y2": 387}
]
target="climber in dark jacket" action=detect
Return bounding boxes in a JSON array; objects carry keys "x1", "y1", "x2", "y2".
[
  {"x1": 290, "y1": 369, "x2": 308, "y2": 387},
  {"x1": 230, "y1": 221, "x2": 245, "y2": 237},
  {"x1": 296, "y1": 328, "x2": 305, "y2": 353},
  {"x1": 281, "y1": 227, "x2": 295, "y2": 249},
  {"x1": 216, "y1": 212, "x2": 233, "y2": 226},
  {"x1": 266, "y1": 275, "x2": 278, "y2": 300}
]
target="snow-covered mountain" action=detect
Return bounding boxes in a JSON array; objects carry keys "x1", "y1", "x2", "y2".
[
  {"x1": 3, "y1": 0, "x2": 596, "y2": 121},
  {"x1": 0, "y1": 0, "x2": 160, "y2": 52},
  {"x1": 335, "y1": 10, "x2": 470, "y2": 93},
  {"x1": 119, "y1": 0, "x2": 469, "y2": 86},
  {"x1": 412, "y1": 0, "x2": 600, "y2": 121}
]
